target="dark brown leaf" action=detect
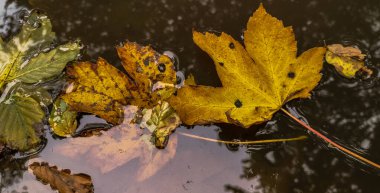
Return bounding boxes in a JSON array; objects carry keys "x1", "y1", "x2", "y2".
[{"x1": 29, "y1": 162, "x2": 94, "y2": 193}]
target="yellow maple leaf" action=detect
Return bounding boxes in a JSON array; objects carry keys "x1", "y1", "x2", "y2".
[
  {"x1": 169, "y1": 4, "x2": 326, "y2": 128},
  {"x1": 61, "y1": 42, "x2": 176, "y2": 124}
]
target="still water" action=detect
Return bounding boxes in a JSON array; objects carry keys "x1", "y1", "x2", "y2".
[{"x1": 1, "y1": 0, "x2": 380, "y2": 192}]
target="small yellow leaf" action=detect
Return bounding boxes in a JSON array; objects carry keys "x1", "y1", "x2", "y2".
[
  {"x1": 48, "y1": 98, "x2": 78, "y2": 137},
  {"x1": 326, "y1": 44, "x2": 372, "y2": 78},
  {"x1": 169, "y1": 4, "x2": 326, "y2": 128}
]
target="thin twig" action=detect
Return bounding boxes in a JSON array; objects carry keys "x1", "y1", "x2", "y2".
[
  {"x1": 281, "y1": 108, "x2": 380, "y2": 169},
  {"x1": 177, "y1": 131, "x2": 307, "y2": 145}
]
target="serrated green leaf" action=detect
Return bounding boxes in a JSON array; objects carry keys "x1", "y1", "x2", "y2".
[
  {"x1": 10, "y1": 42, "x2": 81, "y2": 83},
  {"x1": 0, "y1": 11, "x2": 55, "y2": 89},
  {"x1": 0, "y1": 95, "x2": 44, "y2": 151}
]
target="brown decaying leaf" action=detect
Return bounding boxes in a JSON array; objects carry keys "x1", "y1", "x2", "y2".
[
  {"x1": 29, "y1": 162, "x2": 94, "y2": 193},
  {"x1": 327, "y1": 44, "x2": 366, "y2": 60},
  {"x1": 55, "y1": 106, "x2": 177, "y2": 181},
  {"x1": 326, "y1": 44, "x2": 372, "y2": 78},
  {"x1": 61, "y1": 42, "x2": 176, "y2": 124}
]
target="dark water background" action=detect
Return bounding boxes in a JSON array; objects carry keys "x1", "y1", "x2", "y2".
[{"x1": 1, "y1": 0, "x2": 380, "y2": 192}]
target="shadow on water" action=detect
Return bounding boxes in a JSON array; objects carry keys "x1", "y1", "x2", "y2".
[{"x1": 1, "y1": 0, "x2": 380, "y2": 192}]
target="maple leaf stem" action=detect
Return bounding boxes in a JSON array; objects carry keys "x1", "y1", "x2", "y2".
[
  {"x1": 177, "y1": 131, "x2": 307, "y2": 145},
  {"x1": 281, "y1": 108, "x2": 380, "y2": 169}
]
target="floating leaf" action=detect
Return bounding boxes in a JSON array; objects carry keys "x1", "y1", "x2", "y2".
[
  {"x1": 61, "y1": 42, "x2": 176, "y2": 124},
  {"x1": 0, "y1": 11, "x2": 55, "y2": 89},
  {"x1": 49, "y1": 98, "x2": 78, "y2": 137},
  {"x1": 29, "y1": 162, "x2": 94, "y2": 193},
  {"x1": 0, "y1": 11, "x2": 81, "y2": 151},
  {"x1": 117, "y1": 42, "x2": 177, "y2": 107},
  {"x1": 61, "y1": 58, "x2": 135, "y2": 124},
  {"x1": 326, "y1": 44, "x2": 372, "y2": 78},
  {"x1": 140, "y1": 101, "x2": 181, "y2": 148},
  {"x1": 56, "y1": 106, "x2": 177, "y2": 181},
  {"x1": 0, "y1": 94, "x2": 44, "y2": 151},
  {"x1": 169, "y1": 4, "x2": 326, "y2": 128},
  {"x1": 9, "y1": 42, "x2": 81, "y2": 83}
]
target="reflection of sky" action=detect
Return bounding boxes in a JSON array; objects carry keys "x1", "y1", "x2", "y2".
[
  {"x1": 1, "y1": 0, "x2": 380, "y2": 193},
  {"x1": 0, "y1": 0, "x2": 24, "y2": 35}
]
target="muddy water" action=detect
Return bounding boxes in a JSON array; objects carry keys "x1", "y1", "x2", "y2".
[{"x1": 1, "y1": 0, "x2": 380, "y2": 192}]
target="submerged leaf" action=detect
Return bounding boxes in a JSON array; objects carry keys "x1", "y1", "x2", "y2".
[
  {"x1": 29, "y1": 162, "x2": 94, "y2": 193},
  {"x1": 326, "y1": 44, "x2": 372, "y2": 78},
  {"x1": 0, "y1": 95, "x2": 44, "y2": 151},
  {"x1": 140, "y1": 101, "x2": 181, "y2": 148},
  {"x1": 61, "y1": 42, "x2": 176, "y2": 124},
  {"x1": 56, "y1": 106, "x2": 177, "y2": 181},
  {"x1": 49, "y1": 98, "x2": 78, "y2": 137},
  {"x1": 169, "y1": 4, "x2": 326, "y2": 127}
]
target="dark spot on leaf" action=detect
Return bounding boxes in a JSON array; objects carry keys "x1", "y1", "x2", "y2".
[
  {"x1": 229, "y1": 42, "x2": 235, "y2": 49},
  {"x1": 219, "y1": 62, "x2": 224, "y2": 66},
  {"x1": 158, "y1": 63, "x2": 166, "y2": 72},
  {"x1": 282, "y1": 84, "x2": 286, "y2": 88},
  {"x1": 288, "y1": 72, "x2": 295, "y2": 79},
  {"x1": 234, "y1": 99, "x2": 242, "y2": 108},
  {"x1": 143, "y1": 58, "x2": 150, "y2": 66}
]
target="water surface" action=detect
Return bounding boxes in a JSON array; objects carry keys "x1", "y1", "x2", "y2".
[{"x1": 1, "y1": 0, "x2": 380, "y2": 192}]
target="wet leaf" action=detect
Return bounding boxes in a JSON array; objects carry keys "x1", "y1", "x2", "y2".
[
  {"x1": 0, "y1": 12, "x2": 81, "y2": 151},
  {"x1": 117, "y1": 42, "x2": 177, "y2": 107},
  {"x1": 0, "y1": 94, "x2": 44, "y2": 151},
  {"x1": 169, "y1": 4, "x2": 326, "y2": 128},
  {"x1": 61, "y1": 42, "x2": 176, "y2": 124},
  {"x1": 61, "y1": 58, "x2": 135, "y2": 124},
  {"x1": 326, "y1": 44, "x2": 372, "y2": 78},
  {"x1": 140, "y1": 101, "x2": 181, "y2": 148},
  {"x1": 0, "y1": 11, "x2": 55, "y2": 89},
  {"x1": 9, "y1": 42, "x2": 81, "y2": 83},
  {"x1": 49, "y1": 98, "x2": 78, "y2": 137},
  {"x1": 56, "y1": 106, "x2": 177, "y2": 181},
  {"x1": 29, "y1": 162, "x2": 94, "y2": 193}
]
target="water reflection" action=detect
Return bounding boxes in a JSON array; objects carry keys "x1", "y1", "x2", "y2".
[
  {"x1": 0, "y1": 154, "x2": 28, "y2": 193},
  {"x1": 0, "y1": 0, "x2": 380, "y2": 192}
]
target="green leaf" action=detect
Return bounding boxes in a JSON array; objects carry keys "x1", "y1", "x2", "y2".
[
  {"x1": 49, "y1": 98, "x2": 78, "y2": 137},
  {"x1": 9, "y1": 42, "x2": 81, "y2": 83},
  {"x1": 0, "y1": 11, "x2": 55, "y2": 89},
  {"x1": 0, "y1": 95, "x2": 44, "y2": 151}
]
